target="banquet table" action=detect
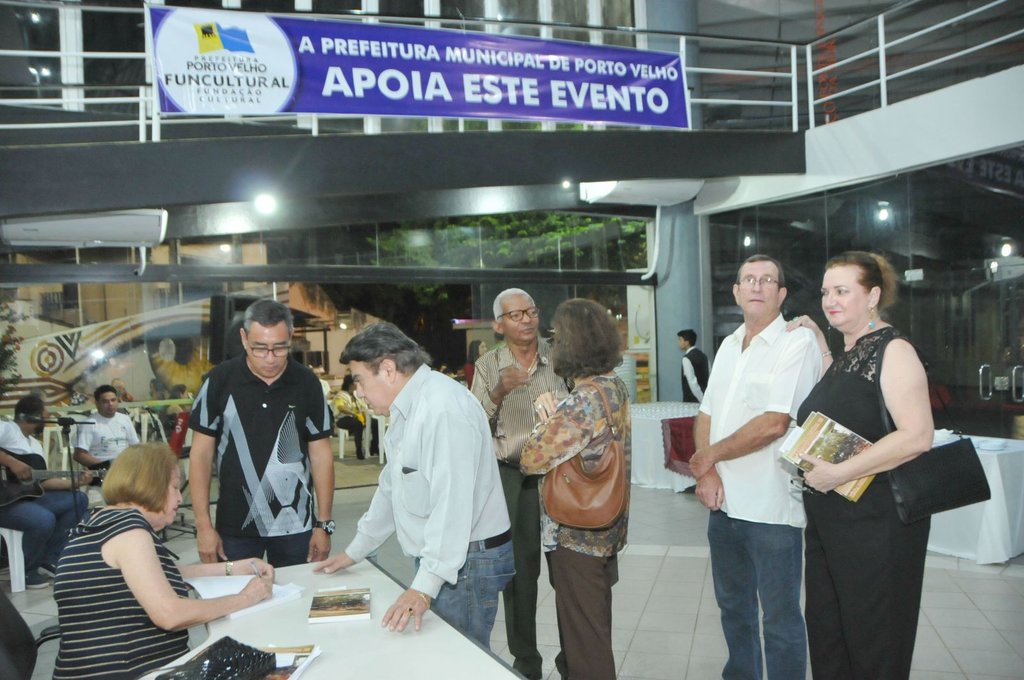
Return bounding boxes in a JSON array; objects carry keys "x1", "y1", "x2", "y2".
[
  {"x1": 927, "y1": 436, "x2": 1024, "y2": 565},
  {"x1": 144, "y1": 560, "x2": 520, "y2": 679},
  {"x1": 630, "y1": 401, "x2": 700, "y2": 492}
]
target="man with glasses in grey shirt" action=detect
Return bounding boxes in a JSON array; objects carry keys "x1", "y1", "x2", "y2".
[{"x1": 471, "y1": 288, "x2": 568, "y2": 680}]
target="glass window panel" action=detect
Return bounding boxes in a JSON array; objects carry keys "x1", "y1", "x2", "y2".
[
  {"x1": 312, "y1": 0, "x2": 364, "y2": 12},
  {"x1": 379, "y1": 0, "x2": 424, "y2": 18}
]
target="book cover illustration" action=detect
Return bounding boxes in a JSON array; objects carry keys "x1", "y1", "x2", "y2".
[
  {"x1": 308, "y1": 587, "x2": 371, "y2": 623},
  {"x1": 779, "y1": 411, "x2": 875, "y2": 501},
  {"x1": 259, "y1": 644, "x2": 322, "y2": 680}
]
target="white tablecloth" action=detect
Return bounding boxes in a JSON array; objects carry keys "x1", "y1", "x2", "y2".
[
  {"x1": 146, "y1": 560, "x2": 518, "y2": 679},
  {"x1": 630, "y1": 402, "x2": 700, "y2": 492},
  {"x1": 927, "y1": 436, "x2": 1024, "y2": 564}
]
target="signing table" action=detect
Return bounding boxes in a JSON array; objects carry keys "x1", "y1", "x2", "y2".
[
  {"x1": 928, "y1": 436, "x2": 1024, "y2": 565},
  {"x1": 147, "y1": 560, "x2": 520, "y2": 679},
  {"x1": 630, "y1": 402, "x2": 699, "y2": 492}
]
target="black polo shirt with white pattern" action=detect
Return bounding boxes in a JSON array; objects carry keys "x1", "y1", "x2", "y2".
[{"x1": 189, "y1": 355, "x2": 333, "y2": 538}]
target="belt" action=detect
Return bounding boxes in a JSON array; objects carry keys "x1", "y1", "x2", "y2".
[{"x1": 467, "y1": 528, "x2": 512, "y2": 553}]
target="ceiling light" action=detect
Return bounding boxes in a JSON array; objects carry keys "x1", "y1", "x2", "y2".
[
  {"x1": 254, "y1": 193, "x2": 277, "y2": 214},
  {"x1": 339, "y1": 322, "x2": 348, "y2": 330},
  {"x1": 1000, "y1": 241, "x2": 1014, "y2": 258},
  {"x1": 219, "y1": 243, "x2": 231, "y2": 253},
  {"x1": 561, "y1": 179, "x2": 571, "y2": 189},
  {"x1": 876, "y1": 200, "x2": 891, "y2": 222},
  {"x1": 743, "y1": 235, "x2": 752, "y2": 247},
  {"x1": 30, "y1": 12, "x2": 41, "y2": 23}
]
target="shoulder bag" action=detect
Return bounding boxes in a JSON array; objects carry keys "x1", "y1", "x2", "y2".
[
  {"x1": 542, "y1": 381, "x2": 627, "y2": 530},
  {"x1": 875, "y1": 335, "x2": 990, "y2": 524}
]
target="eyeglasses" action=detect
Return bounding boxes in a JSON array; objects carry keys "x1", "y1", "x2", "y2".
[
  {"x1": 248, "y1": 344, "x2": 291, "y2": 358},
  {"x1": 738, "y1": 275, "x2": 780, "y2": 288},
  {"x1": 499, "y1": 306, "x2": 540, "y2": 322}
]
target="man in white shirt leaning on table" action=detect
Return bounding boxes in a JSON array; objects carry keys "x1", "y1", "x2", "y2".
[{"x1": 315, "y1": 322, "x2": 513, "y2": 650}]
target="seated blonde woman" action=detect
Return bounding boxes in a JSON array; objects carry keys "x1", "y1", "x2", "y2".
[{"x1": 52, "y1": 443, "x2": 275, "y2": 680}]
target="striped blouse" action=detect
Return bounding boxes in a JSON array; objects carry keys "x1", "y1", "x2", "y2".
[{"x1": 53, "y1": 508, "x2": 189, "y2": 680}]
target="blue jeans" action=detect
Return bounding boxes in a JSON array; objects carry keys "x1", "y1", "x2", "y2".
[
  {"x1": 220, "y1": 530, "x2": 312, "y2": 567},
  {"x1": 708, "y1": 510, "x2": 806, "y2": 680},
  {"x1": 417, "y1": 540, "x2": 515, "y2": 649},
  {"x1": 0, "y1": 490, "x2": 88, "y2": 570}
]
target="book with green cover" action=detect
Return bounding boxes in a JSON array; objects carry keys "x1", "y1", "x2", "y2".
[
  {"x1": 308, "y1": 587, "x2": 371, "y2": 623},
  {"x1": 780, "y1": 411, "x2": 874, "y2": 501}
]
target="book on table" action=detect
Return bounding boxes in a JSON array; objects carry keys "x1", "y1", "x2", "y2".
[
  {"x1": 308, "y1": 586, "x2": 371, "y2": 623},
  {"x1": 779, "y1": 411, "x2": 875, "y2": 502},
  {"x1": 259, "y1": 644, "x2": 322, "y2": 680}
]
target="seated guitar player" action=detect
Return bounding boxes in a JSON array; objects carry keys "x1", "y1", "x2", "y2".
[
  {"x1": 0, "y1": 396, "x2": 91, "y2": 589},
  {"x1": 73, "y1": 384, "x2": 140, "y2": 478}
]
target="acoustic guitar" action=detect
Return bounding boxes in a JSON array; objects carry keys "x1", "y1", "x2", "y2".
[{"x1": 0, "y1": 452, "x2": 100, "y2": 507}]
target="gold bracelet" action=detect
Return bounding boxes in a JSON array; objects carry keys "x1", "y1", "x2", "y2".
[
  {"x1": 415, "y1": 590, "x2": 431, "y2": 609},
  {"x1": 225, "y1": 561, "x2": 233, "y2": 576}
]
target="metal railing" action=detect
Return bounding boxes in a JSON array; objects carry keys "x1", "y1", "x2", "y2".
[{"x1": 806, "y1": 0, "x2": 1023, "y2": 127}]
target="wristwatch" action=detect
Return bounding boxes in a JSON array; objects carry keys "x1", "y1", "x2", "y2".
[{"x1": 314, "y1": 519, "x2": 336, "y2": 535}]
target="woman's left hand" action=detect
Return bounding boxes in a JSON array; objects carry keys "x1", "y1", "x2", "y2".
[
  {"x1": 533, "y1": 392, "x2": 559, "y2": 423},
  {"x1": 798, "y1": 453, "x2": 845, "y2": 493}
]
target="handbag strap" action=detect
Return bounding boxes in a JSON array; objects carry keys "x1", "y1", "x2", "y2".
[
  {"x1": 874, "y1": 330, "x2": 961, "y2": 437},
  {"x1": 874, "y1": 333, "x2": 897, "y2": 436},
  {"x1": 579, "y1": 377, "x2": 619, "y2": 443}
]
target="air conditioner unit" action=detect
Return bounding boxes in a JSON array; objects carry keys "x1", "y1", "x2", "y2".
[{"x1": 0, "y1": 209, "x2": 168, "y2": 248}]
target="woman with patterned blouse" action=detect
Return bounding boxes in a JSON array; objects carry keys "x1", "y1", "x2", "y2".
[{"x1": 521, "y1": 298, "x2": 631, "y2": 680}]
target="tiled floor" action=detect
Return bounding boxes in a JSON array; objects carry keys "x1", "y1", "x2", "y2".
[{"x1": 9, "y1": 484, "x2": 1024, "y2": 679}]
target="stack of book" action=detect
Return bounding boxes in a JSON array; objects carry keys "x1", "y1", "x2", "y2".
[{"x1": 779, "y1": 411, "x2": 874, "y2": 501}]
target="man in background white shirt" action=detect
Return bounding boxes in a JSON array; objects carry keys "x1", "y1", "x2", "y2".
[
  {"x1": 73, "y1": 384, "x2": 139, "y2": 470},
  {"x1": 688, "y1": 255, "x2": 822, "y2": 680}
]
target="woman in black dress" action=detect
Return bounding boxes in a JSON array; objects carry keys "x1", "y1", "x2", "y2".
[{"x1": 789, "y1": 251, "x2": 934, "y2": 680}]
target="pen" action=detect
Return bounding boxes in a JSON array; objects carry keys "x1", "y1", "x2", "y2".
[{"x1": 250, "y1": 560, "x2": 263, "y2": 577}]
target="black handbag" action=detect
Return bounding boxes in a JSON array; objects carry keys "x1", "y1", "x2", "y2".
[{"x1": 875, "y1": 335, "x2": 991, "y2": 524}]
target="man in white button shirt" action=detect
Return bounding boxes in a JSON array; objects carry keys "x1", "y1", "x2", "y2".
[
  {"x1": 73, "y1": 384, "x2": 140, "y2": 470},
  {"x1": 688, "y1": 254, "x2": 822, "y2": 680},
  {"x1": 316, "y1": 322, "x2": 513, "y2": 649}
]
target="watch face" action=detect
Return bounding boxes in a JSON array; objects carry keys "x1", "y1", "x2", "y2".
[{"x1": 318, "y1": 520, "x2": 336, "y2": 535}]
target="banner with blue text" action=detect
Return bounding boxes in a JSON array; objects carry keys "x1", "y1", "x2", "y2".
[{"x1": 147, "y1": 7, "x2": 690, "y2": 129}]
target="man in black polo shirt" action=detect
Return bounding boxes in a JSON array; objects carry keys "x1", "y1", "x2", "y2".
[{"x1": 189, "y1": 299, "x2": 335, "y2": 567}]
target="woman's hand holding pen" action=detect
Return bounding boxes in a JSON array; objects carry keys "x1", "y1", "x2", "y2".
[{"x1": 239, "y1": 558, "x2": 275, "y2": 604}]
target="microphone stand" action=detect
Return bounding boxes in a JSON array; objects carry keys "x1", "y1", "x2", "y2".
[{"x1": 41, "y1": 417, "x2": 95, "y2": 524}]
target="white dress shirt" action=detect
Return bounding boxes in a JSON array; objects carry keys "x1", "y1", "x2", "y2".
[
  {"x1": 699, "y1": 315, "x2": 821, "y2": 528},
  {"x1": 344, "y1": 365, "x2": 510, "y2": 597}
]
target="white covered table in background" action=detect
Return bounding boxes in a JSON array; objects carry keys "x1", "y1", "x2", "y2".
[
  {"x1": 927, "y1": 436, "x2": 1024, "y2": 564},
  {"x1": 630, "y1": 401, "x2": 699, "y2": 492}
]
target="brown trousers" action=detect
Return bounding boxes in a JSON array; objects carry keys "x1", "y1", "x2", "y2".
[{"x1": 547, "y1": 546, "x2": 619, "y2": 680}]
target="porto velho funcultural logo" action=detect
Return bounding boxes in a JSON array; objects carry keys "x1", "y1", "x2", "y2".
[{"x1": 155, "y1": 10, "x2": 296, "y2": 114}]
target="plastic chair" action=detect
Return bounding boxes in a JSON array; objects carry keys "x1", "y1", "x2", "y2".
[
  {"x1": 0, "y1": 528, "x2": 26, "y2": 593},
  {"x1": 337, "y1": 428, "x2": 349, "y2": 459}
]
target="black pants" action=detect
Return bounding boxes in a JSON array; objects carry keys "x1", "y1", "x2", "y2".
[
  {"x1": 498, "y1": 464, "x2": 542, "y2": 679},
  {"x1": 804, "y1": 474, "x2": 930, "y2": 680},
  {"x1": 336, "y1": 416, "x2": 366, "y2": 458}
]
